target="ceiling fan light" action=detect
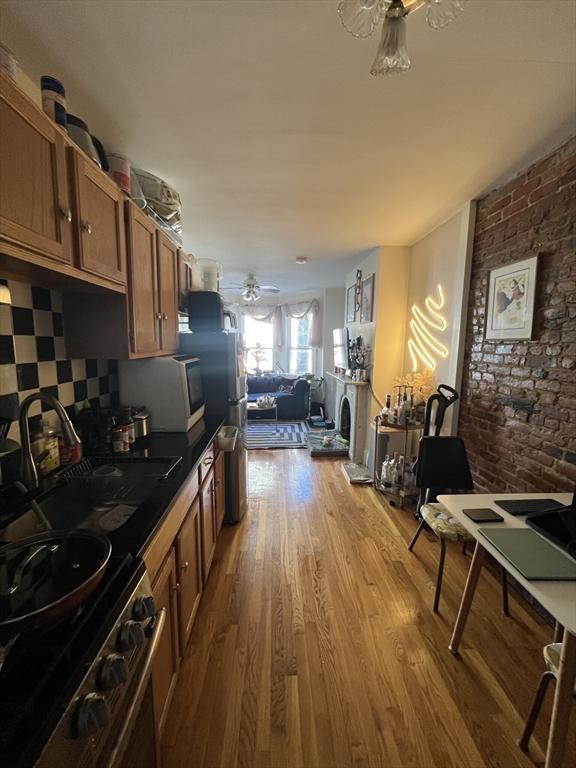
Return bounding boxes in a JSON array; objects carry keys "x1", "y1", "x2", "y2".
[
  {"x1": 338, "y1": 0, "x2": 390, "y2": 38},
  {"x1": 425, "y1": 0, "x2": 463, "y2": 30},
  {"x1": 370, "y1": 14, "x2": 410, "y2": 76}
]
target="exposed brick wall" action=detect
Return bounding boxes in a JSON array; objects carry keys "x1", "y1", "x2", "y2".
[{"x1": 458, "y1": 137, "x2": 576, "y2": 493}]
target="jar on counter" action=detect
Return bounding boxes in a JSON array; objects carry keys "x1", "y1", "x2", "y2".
[
  {"x1": 41, "y1": 426, "x2": 60, "y2": 475},
  {"x1": 58, "y1": 429, "x2": 83, "y2": 466},
  {"x1": 30, "y1": 427, "x2": 46, "y2": 469},
  {"x1": 120, "y1": 407, "x2": 135, "y2": 448},
  {"x1": 112, "y1": 426, "x2": 128, "y2": 453}
]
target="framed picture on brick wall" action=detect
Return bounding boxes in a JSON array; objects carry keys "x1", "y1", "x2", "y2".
[{"x1": 486, "y1": 255, "x2": 539, "y2": 340}]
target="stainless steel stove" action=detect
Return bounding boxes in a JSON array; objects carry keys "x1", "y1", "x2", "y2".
[{"x1": 0, "y1": 556, "x2": 163, "y2": 768}]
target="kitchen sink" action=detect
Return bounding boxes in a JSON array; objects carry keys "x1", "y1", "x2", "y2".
[{"x1": 1, "y1": 456, "x2": 181, "y2": 541}]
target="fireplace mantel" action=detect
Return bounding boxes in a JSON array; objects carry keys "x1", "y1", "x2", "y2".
[
  {"x1": 325, "y1": 371, "x2": 369, "y2": 388},
  {"x1": 325, "y1": 371, "x2": 371, "y2": 464}
]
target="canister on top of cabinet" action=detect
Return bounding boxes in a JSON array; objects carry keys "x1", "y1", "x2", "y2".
[{"x1": 41, "y1": 75, "x2": 67, "y2": 128}]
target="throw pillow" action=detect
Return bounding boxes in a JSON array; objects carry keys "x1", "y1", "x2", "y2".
[{"x1": 277, "y1": 384, "x2": 294, "y2": 393}]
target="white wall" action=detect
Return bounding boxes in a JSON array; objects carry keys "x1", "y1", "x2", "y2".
[{"x1": 405, "y1": 203, "x2": 476, "y2": 433}]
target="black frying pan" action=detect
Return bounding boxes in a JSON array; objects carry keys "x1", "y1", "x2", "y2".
[{"x1": 0, "y1": 530, "x2": 111, "y2": 664}]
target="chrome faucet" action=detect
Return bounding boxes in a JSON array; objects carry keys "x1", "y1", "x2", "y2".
[{"x1": 19, "y1": 392, "x2": 82, "y2": 490}]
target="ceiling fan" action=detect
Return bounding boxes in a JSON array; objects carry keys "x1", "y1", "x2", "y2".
[{"x1": 220, "y1": 273, "x2": 280, "y2": 302}]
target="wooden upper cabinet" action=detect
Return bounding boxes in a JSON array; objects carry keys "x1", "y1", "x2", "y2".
[
  {"x1": 71, "y1": 149, "x2": 126, "y2": 284},
  {"x1": 0, "y1": 75, "x2": 72, "y2": 264},
  {"x1": 126, "y1": 203, "x2": 161, "y2": 355},
  {"x1": 175, "y1": 497, "x2": 202, "y2": 652},
  {"x1": 157, "y1": 231, "x2": 179, "y2": 352}
]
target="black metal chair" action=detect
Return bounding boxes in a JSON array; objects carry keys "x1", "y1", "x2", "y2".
[{"x1": 408, "y1": 436, "x2": 509, "y2": 615}]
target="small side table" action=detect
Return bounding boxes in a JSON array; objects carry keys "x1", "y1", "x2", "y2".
[{"x1": 247, "y1": 400, "x2": 278, "y2": 423}]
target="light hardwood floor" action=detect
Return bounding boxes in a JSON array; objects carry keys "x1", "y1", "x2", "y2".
[{"x1": 161, "y1": 449, "x2": 576, "y2": 768}]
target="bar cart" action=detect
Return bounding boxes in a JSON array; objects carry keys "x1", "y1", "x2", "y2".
[
  {"x1": 372, "y1": 416, "x2": 423, "y2": 508},
  {"x1": 373, "y1": 383, "x2": 460, "y2": 510}
]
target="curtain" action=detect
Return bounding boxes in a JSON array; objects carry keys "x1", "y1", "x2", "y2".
[
  {"x1": 283, "y1": 299, "x2": 321, "y2": 348},
  {"x1": 234, "y1": 298, "x2": 321, "y2": 349},
  {"x1": 237, "y1": 304, "x2": 283, "y2": 348}
]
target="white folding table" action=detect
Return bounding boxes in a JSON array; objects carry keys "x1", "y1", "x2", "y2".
[{"x1": 437, "y1": 492, "x2": 575, "y2": 768}]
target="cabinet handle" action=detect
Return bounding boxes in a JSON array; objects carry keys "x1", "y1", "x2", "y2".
[
  {"x1": 81, "y1": 220, "x2": 92, "y2": 234},
  {"x1": 203, "y1": 457, "x2": 213, "y2": 466},
  {"x1": 59, "y1": 206, "x2": 72, "y2": 223},
  {"x1": 162, "y1": 313, "x2": 168, "y2": 320},
  {"x1": 173, "y1": 582, "x2": 181, "y2": 593},
  {"x1": 155, "y1": 312, "x2": 162, "y2": 320},
  {"x1": 180, "y1": 561, "x2": 189, "y2": 572}
]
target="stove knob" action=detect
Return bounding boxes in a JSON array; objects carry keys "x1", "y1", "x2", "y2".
[
  {"x1": 73, "y1": 692, "x2": 110, "y2": 739},
  {"x1": 132, "y1": 595, "x2": 156, "y2": 621},
  {"x1": 97, "y1": 653, "x2": 128, "y2": 691},
  {"x1": 117, "y1": 620, "x2": 145, "y2": 651}
]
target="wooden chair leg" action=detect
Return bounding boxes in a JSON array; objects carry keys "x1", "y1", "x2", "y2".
[
  {"x1": 433, "y1": 537, "x2": 447, "y2": 614},
  {"x1": 553, "y1": 622, "x2": 564, "y2": 642},
  {"x1": 408, "y1": 520, "x2": 426, "y2": 552},
  {"x1": 518, "y1": 671, "x2": 555, "y2": 751},
  {"x1": 501, "y1": 567, "x2": 510, "y2": 616}
]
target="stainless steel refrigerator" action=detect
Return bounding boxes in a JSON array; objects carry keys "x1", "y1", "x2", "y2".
[{"x1": 180, "y1": 331, "x2": 247, "y2": 522}]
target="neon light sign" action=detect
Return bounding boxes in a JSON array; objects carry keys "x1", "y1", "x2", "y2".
[{"x1": 407, "y1": 284, "x2": 449, "y2": 371}]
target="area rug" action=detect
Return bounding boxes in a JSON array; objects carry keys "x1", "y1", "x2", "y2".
[
  {"x1": 306, "y1": 432, "x2": 350, "y2": 458},
  {"x1": 245, "y1": 421, "x2": 310, "y2": 450}
]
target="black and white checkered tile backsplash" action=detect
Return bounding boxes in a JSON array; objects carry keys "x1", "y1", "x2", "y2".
[{"x1": 0, "y1": 279, "x2": 118, "y2": 443}]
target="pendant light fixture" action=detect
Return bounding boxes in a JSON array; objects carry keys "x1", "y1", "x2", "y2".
[{"x1": 338, "y1": 0, "x2": 464, "y2": 76}]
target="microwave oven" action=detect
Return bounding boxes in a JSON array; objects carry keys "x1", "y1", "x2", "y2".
[{"x1": 118, "y1": 356, "x2": 205, "y2": 432}]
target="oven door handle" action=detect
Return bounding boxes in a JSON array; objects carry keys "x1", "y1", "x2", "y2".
[{"x1": 106, "y1": 607, "x2": 167, "y2": 768}]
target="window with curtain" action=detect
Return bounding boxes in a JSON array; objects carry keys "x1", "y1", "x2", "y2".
[
  {"x1": 244, "y1": 315, "x2": 274, "y2": 372},
  {"x1": 289, "y1": 314, "x2": 313, "y2": 374}
]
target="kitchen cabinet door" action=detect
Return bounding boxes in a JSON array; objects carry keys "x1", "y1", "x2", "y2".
[
  {"x1": 151, "y1": 548, "x2": 180, "y2": 738},
  {"x1": 157, "y1": 232, "x2": 179, "y2": 352},
  {"x1": 126, "y1": 203, "x2": 161, "y2": 355},
  {"x1": 200, "y1": 470, "x2": 216, "y2": 582},
  {"x1": 72, "y1": 150, "x2": 126, "y2": 285},
  {"x1": 0, "y1": 75, "x2": 72, "y2": 264},
  {"x1": 199, "y1": 444, "x2": 215, "y2": 485},
  {"x1": 175, "y1": 497, "x2": 202, "y2": 652},
  {"x1": 214, "y1": 451, "x2": 226, "y2": 533}
]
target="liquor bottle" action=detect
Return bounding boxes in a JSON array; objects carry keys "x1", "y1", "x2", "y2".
[
  {"x1": 381, "y1": 454, "x2": 390, "y2": 487},
  {"x1": 390, "y1": 452, "x2": 399, "y2": 488},
  {"x1": 380, "y1": 394, "x2": 392, "y2": 422},
  {"x1": 394, "y1": 454, "x2": 405, "y2": 489},
  {"x1": 398, "y1": 388, "x2": 409, "y2": 426},
  {"x1": 392, "y1": 387, "x2": 401, "y2": 423}
]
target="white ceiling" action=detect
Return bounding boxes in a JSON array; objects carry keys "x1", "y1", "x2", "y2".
[{"x1": 1, "y1": 0, "x2": 575, "y2": 293}]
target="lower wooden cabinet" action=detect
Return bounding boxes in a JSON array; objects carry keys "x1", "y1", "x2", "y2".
[
  {"x1": 200, "y1": 470, "x2": 216, "y2": 582},
  {"x1": 151, "y1": 548, "x2": 180, "y2": 737},
  {"x1": 175, "y1": 497, "x2": 203, "y2": 652},
  {"x1": 144, "y1": 441, "x2": 226, "y2": 738},
  {"x1": 214, "y1": 451, "x2": 226, "y2": 533}
]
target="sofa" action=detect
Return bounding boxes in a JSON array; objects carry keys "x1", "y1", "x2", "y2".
[{"x1": 247, "y1": 374, "x2": 310, "y2": 420}]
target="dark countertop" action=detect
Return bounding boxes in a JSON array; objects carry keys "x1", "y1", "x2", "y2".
[{"x1": 102, "y1": 416, "x2": 224, "y2": 560}]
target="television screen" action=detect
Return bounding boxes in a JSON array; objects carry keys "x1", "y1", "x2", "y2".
[{"x1": 333, "y1": 328, "x2": 349, "y2": 369}]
